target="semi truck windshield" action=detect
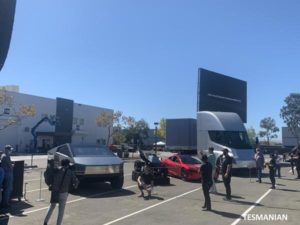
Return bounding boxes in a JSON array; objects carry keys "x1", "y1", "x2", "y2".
[{"x1": 208, "y1": 131, "x2": 252, "y2": 149}]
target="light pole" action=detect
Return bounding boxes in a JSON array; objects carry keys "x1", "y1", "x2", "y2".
[{"x1": 154, "y1": 122, "x2": 159, "y2": 154}]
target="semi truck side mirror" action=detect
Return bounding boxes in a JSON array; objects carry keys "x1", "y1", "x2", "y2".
[{"x1": 0, "y1": 0, "x2": 17, "y2": 71}]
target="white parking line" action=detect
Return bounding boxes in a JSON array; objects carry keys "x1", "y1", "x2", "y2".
[
  {"x1": 24, "y1": 178, "x2": 40, "y2": 182},
  {"x1": 6, "y1": 184, "x2": 138, "y2": 219},
  {"x1": 230, "y1": 189, "x2": 273, "y2": 225},
  {"x1": 26, "y1": 187, "x2": 48, "y2": 193},
  {"x1": 103, "y1": 187, "x2": 201, "y2": 225}
]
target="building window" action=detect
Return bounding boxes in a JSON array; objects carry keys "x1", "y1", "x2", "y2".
[
  {"x1": 79, "y1": 118, "x2": 84, "y2": 126},
  {"x1": 4, "y1": 108, "x2": 10, "y2": 115},
  {"x1": 73, "y1": 117, "x2": 78, "y2": 125}
]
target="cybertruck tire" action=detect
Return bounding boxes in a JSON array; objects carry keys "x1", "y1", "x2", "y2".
[{"x1": 111, "y1": 175, "x2": 124, "y2": 189}]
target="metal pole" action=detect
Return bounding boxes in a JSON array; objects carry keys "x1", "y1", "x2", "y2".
[
  {"x1": 154, "y1": 122, "x2": 158, "y2": 155},
  {"x1": 31, "y1": 154, "x2": 34, "y2": 167},
  {"x1": 24, "y1": 182, "x2": 28, "y2": 201},
  {"x1": 36, "y1": 171, "x2": 45, "y2": 202}
]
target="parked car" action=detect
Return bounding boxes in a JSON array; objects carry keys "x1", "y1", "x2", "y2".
[
  {"x1": 161, "y1": 154, "x2": 219, "y2": 181},
  {"x1": 47, "y1": 143, "x2": 124, "y2": 189}
]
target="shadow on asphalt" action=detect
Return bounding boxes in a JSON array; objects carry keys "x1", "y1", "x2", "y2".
[
  {"x1": 0, "y1": 200, "x2": 33, "y2": 223},
  {"x1": 210, "y1": 209, "x2": 241, "y2": 219},
  {"x1": 214, "y1": 193, "x2": 244, "y2": 199},
  {"x1": 147, "y1": 196, "x2": 164, "y2": 201},
  {"x1": 71, "y1": 182, "x2": 136, "y2": 198},
  {"x1": 230, "y1": 199, "x2": 263, "y2": 207},
  {"x1": 278, "y1": 188, "x2": 300, "y2": 193},
  {"x1": 280, "y1": 178, "x2": 300, "y2": 181}
]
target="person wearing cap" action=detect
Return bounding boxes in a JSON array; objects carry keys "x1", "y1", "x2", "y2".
[
  {"x1": 221, "y1": 148, "x2": 233, "y2": 200},
  {"x1": 207, "y1": 147, "x2": 217, "y2": 193},
  {"x1": 254, "y1": 148, "x2": 265, "y2": 183},
  {"x1": 1, "y1": 145, "x2": 14, "y2": 207},
  {"x1": 200, "y1": 154, "x2": 213, "y2": 211}
]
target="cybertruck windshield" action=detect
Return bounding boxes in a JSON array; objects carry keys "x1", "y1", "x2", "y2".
[
  {"x1": 71, "y1": 146, "x2": 115, "y2": 157},
  {"x1": 208, "y1": 131, "x2": 252, "y2": 149}
]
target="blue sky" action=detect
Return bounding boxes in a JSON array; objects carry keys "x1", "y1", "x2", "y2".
[{"x1": 1, "y1": 0, "x2": 300, "y2": 139}]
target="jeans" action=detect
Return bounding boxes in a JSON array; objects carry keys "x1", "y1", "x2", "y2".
[
  {"x1": 276, "y1": 164, "x2": 281, "y2": 177},
  {"x1": 44, "y1": 192, "x2": 68, "y2": 225},
  {"x1": 257, "y1": 167, "x2": 262, "y2": 182},
  {"x1": 202, "y1": 182, "x2": 212, "y2": 209},
  {"x1": 0, "y1": 168, "x2": 4, "y2": 189},
  {"x1": 222, "y1": 175, "x2": 231, "y2": 199},
  {"x1": 2, "y1": 170, "x2": 13, "y2": 205},
  {"x1": 209, "y1": 168, "x2": 217, "y2": 193},
  {"x1": 270, "y1": 171, "x2": 276, "y2": 187},
  {"x1": 0, "y1": 168, "x2": 4, "y2": 205}
]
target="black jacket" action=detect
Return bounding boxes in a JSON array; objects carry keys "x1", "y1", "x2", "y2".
[{"x1": 52, "y1": 166, "x2": 78, "y2": 193}]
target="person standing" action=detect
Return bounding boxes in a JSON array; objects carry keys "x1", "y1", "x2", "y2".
[
  {"x1": 201, "y1": 155, "x2": 213, "y2": 211},
  {"x1": 266, "y1": 154, "x2": 276, "y2": 189},
  {"x1": 274, "y1": 152, "x2": 281, "y2": 178},
  {"x1": 43, "y1": 159, "x2": 79, "y2": 225},
  {"x1": 296, "y1": 151, "x2": 300, "y2": 179},
  {"x1": 1, "y1": 145, "x2": 14, "y2": 208},
  {"x1": 207, "y1": 147, "x2": 217, "y2": 193},
  {"x1": 290, "y1": 153, "x2": 295, "y2": 175},
  {"x1": 221, "y1": 148, "x2": 233, "y2": 200},
  {"x1": 254, "y1": 148, "x2": 265, "y2": 183},
  {"x1": 0, "y1": 166, "x2": 4, "y2": 205}
]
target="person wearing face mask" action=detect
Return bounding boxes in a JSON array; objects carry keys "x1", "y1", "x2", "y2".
[
  {"x1": 1, "y1": 145, "x2": 14, "y2": 208},
  {"x1": 221, "y1": 148, "x2": 233, "y2": 201}
]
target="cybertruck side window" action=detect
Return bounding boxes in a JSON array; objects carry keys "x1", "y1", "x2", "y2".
[
  {"x1": 57, "y1": 145, "x2": 72, "y2": 157},
  {"x1": 209, "y1": 131, "x2": 252, "y2": 149}
]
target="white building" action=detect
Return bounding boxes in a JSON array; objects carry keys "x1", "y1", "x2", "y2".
[
  {"x1": 282, "y1": 127, "x2": 300, "y2": 147},
  {"x1": 0, "y1": 90, "x2": 113, "y2": 152}
]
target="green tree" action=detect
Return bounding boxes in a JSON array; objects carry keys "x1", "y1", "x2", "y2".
[
  {"x1": 96, "y1": 110, "x2": 124, "y2": 145},
  {"x1": 0, "y1": 89, "x2": 36, "y2": 130},
  {"x1": 157, "y1": 118, "x2": 166, "y2": 139},
  {"x1": 259, "y1": 117, "x2": 279, "y2": 145},
  {"x1": 123, "y1": 118, "x2": 149, "y2": 146},
  {"x1": 112, "y1": 126, "x2": 126, "y2": 144},
  {"x1": 247, "y1": 127, "x2": 256, "y2": 147},
  {"x1": 280, "y1": 93, "x2": 300, "y2": 147}
]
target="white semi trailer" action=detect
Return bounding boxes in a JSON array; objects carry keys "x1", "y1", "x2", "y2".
[{"x1": 197, "y1": 111, "x2": 255, "y2": 169}]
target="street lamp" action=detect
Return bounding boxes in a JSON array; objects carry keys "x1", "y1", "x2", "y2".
[{"x1": 154, "y1": 122, "x2": 159, "y2": 154}]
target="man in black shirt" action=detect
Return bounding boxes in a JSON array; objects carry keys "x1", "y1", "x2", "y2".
[
  {"x1": 267, "y1": 154, "x2": 276, "y2": 189},
  {"x1": 201, "y1": 155, "x2": 213, "y2": 211},
  {"x1": 221, "y1": 148, "x2": 233, "y2": 200}
]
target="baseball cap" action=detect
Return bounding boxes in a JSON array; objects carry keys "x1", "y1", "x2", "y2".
[
  {"x1": 5, "y1": 144, "x2": 13, "y2": 150},
  {"x1": 222, "y1": 148, "x2": 229, "y2": 153}
]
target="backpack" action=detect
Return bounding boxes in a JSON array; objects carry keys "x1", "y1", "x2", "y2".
[{"x1": 44, "y1": 166, "x2": 54, "y2": 186}]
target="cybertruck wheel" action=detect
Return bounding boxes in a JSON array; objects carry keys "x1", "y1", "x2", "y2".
[{"x1": 111, "y1": 175, "x2": 124, "y2": 189}]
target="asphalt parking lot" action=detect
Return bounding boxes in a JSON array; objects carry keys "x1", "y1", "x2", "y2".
[{"x1": 0, "y1": 156, "x2": 299, "y2": 225}]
